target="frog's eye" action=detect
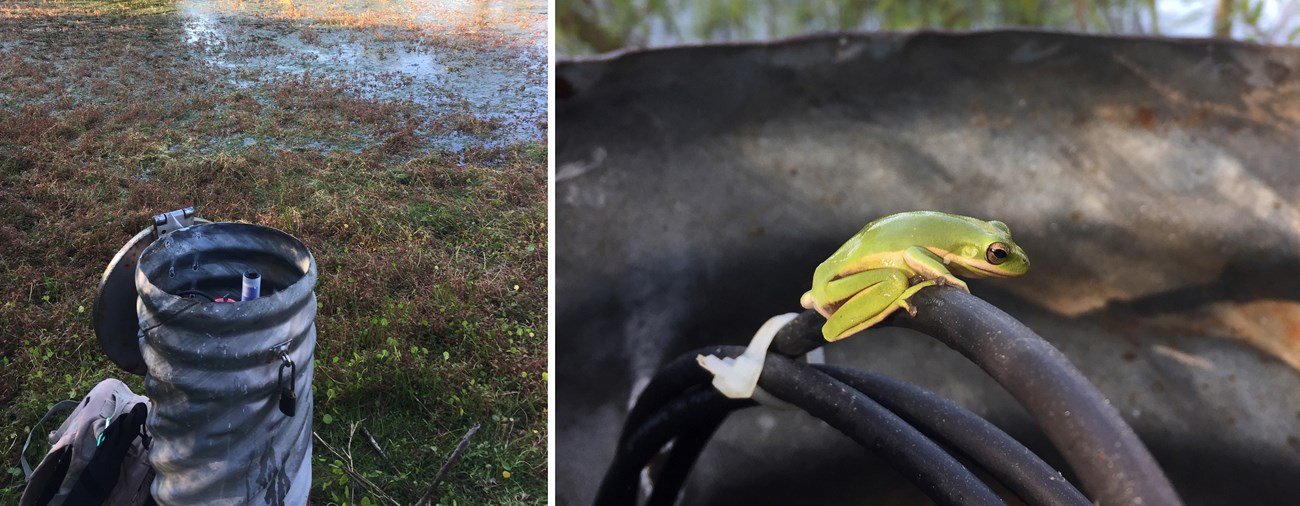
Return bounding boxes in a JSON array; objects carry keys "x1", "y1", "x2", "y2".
[{"x1": 986, "y1": 242, "x2": 1011, "y2": 265}]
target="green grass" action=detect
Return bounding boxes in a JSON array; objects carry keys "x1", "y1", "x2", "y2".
[{"x1": 0, "y1": 1, "x2": 547, "y2": 504}]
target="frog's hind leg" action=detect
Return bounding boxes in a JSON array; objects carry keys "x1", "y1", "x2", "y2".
[
  {"x1": 819, "y1": 269, "x2": 903, "y2": 307},
  {"x1": 821, "y1": 269, "x2": 911, "y2": 341}
]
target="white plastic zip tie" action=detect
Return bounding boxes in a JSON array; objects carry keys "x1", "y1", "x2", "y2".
[{"x1": 696, "y1": 312, "x2": 799, "y2": 399}]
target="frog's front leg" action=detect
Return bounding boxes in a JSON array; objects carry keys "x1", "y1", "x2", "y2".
[
  {"x1": 820, "y1": 268, "x2": 913, "y2": 341},
  {"x1": 902, "y1": 245, "x2": 968, "y2": 292}
]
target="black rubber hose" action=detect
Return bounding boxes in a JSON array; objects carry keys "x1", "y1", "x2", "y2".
[
  {"x1": 595, "y1": 385, "x2": 752, "y2": 505},
  {"x1": 617, "y1": 346, "x2": 732, "y2": 447},
  {"x1": 643, "y1": 410, "x2": 730, "y2": 506},
  {"x1": 620, "y1": 285, "x2": 1178, "y2": 505},
  {"x1": 772, "y1": 285, "x2": 1181, "y2": 506},
  {"x1": 815, "y1": 365, "x2": 1091, "y2": 506},
  {"x1": 755, "y1": 352, "x2": 1007, "y2": 506},
  {"x1": 603, "y1": 346, "x2": 1009, "y2": 506},
  {"x1": 173, "y1": 289, "x2": 215, "y2": 301},
  {"x1": 771, "y1": 310, "x2": 826, "y2": 356},
  {"x1": 634, "y1": 360, "x2": 1090, "y2": 506},
  {"x1": 622, "y1": 346, "x2": 743, "y2": 506},
  {"x1": 616, "y1": 346, "x2": 744, "y2": 505},
  {"x1": 771, "y1": 287, "x2": 1180, "y2": 505}
]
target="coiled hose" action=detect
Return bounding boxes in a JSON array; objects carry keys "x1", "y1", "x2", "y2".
[{"x1": 595, "y1": 285, "x2": 1182, "y2": 506}]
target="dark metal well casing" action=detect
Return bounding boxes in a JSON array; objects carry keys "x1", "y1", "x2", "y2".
[{"x1": 135, "y1": 222, "x2": 317, "y2": 505}]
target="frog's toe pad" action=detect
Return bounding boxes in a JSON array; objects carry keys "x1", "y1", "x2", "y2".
[{"x1": 696, "y1": 354, "x2": 763, "y2": 399}]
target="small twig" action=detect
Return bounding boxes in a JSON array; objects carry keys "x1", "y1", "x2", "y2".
[
  {"x1": 361, "y1": 425, "x2": 390, "y2": 461},
  {"x1": 313, "y1": 432, "x2": 401, "y2": 506},
  {"x1": 4, "y1": 431, "x2": 16, "y2": 457},
  {"x1": 410, "y1": 393, "x2": 436, "y2": 419},
  {"x1": 345, "y1": 422, "x2": 358, "y2": 469},
  {"x1": 414, "y1": 423, "x2": 481, "y2": 506}
]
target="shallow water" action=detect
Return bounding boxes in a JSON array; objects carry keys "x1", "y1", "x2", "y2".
[{"x1": 177, "y1": 0, "x2": 546, "y2": 148}]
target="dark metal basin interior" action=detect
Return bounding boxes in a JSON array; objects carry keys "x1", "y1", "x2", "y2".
[
  {"x1": 556, "y1": 30, "x2": 1300, "y2": 505},
  {"x1": 138, "y1": 223, "x2": 310, "y2": 301}
]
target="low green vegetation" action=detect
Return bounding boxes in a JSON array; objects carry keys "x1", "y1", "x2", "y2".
[{"x1": 0, "y1": 1, "x2": 547, "y2": 504}]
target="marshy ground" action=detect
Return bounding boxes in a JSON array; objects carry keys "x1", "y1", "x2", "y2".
[{"x1": 0, "y1": 0, "x2": 546, "y2": 503}]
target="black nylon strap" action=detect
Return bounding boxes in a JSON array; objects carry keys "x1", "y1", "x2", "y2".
[{"x1": 64, "y1": 403, "x2": 149, "y2": 504}]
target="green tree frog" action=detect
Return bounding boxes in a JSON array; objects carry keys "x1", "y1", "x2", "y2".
[{"x1": 800, "y1": 211, "x2": 1030, "y2": 342}]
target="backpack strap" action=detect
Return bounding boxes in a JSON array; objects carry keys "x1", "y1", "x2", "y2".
[
  {"x1": 20, "y1": 400, "x2": 79, "y2": 479},
  {"x1": 64, "y1": 403, "x2": 150, "y2": 504},
  {"x1": 22, "y1": 446, "x2": 71, "y2": 506}
]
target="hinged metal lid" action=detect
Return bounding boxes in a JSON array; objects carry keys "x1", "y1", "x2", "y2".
[{"x1": 92, "y1": 208, "x2": 206, "y2": 375}]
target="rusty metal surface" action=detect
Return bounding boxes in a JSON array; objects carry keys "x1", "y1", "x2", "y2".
[{"x1": 556, "y1": 30, "x2": 1300, "y2": 505}]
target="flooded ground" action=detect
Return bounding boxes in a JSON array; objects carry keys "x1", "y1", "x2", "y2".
[
  {"x1": 179, "y1": 0, "x2": 546, "y2": 149},
  {"x1": 0, "y1": 0, "x2": 545, "y2": 154},
  {"x1": 178, "y1": 0, "x2": 546, "y2": 149}
]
